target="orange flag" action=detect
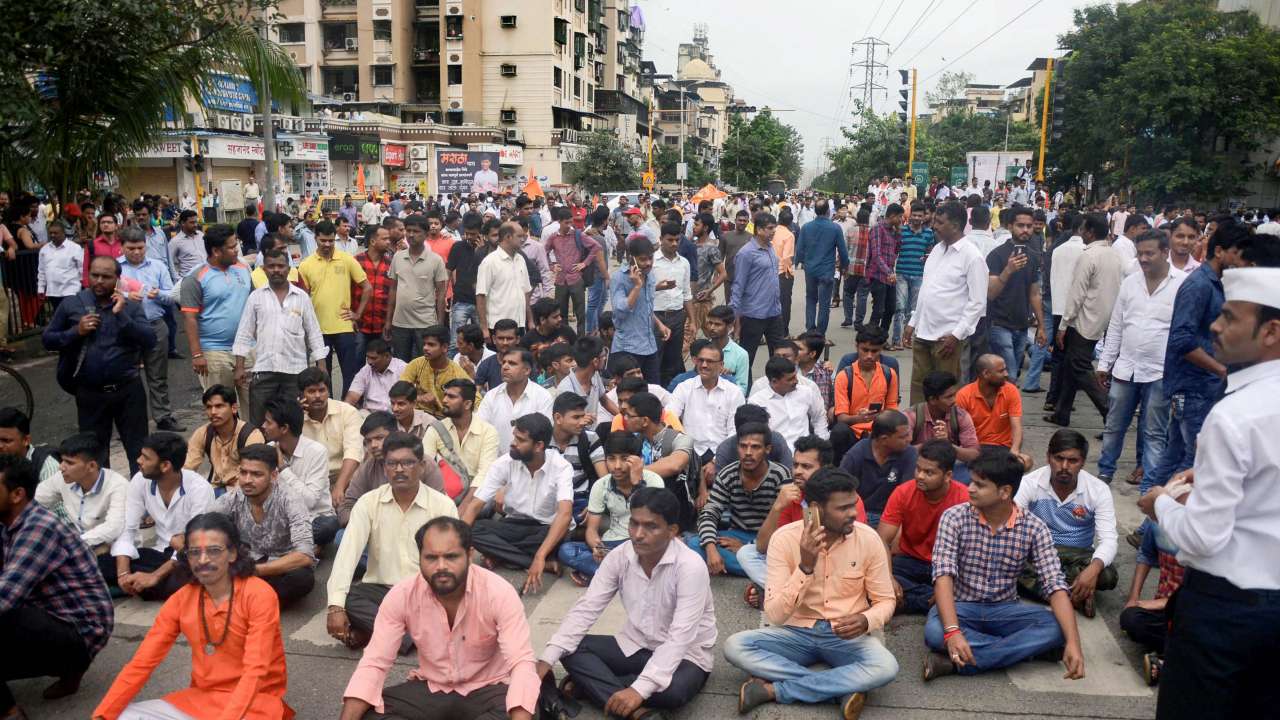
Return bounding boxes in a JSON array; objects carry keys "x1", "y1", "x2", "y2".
[{"x1": 523, "y1": 168, "x2": 544, "y2": 198}]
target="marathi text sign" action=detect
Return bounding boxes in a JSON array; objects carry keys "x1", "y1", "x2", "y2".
[
  {"x1": 207, "y1": 137, "x2": 265, "y2": 161},
  {"x1": 436, "y1": 150, "x2": 500, "y2": 194},
  {"x1": 383, "y1": 144, "x2": 407, "y2": 167},
  {"x1": 202, "y1": 73, "x2": 258, "y2": 114}
]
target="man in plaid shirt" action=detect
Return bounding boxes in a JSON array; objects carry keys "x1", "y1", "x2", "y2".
[
  {"x1": 866, "y1": 204, "x2": 905, "y2": 334},
  {"x1": 922, "y1": 447, "x2": 1085, "y2": 681},
  {"x1": 841, "y1": 210, "x2": 873, "y2": 329},
  {"x1": 0, "y1": 455, "x2": 114, "y2": 715},
  {"x1": 353, "y1": 225, "x2": 393, "y2": 357}
]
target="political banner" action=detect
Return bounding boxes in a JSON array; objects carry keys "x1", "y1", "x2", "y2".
[{"x1": 436, "y1": 149, "x2": 501, "y2": 194}]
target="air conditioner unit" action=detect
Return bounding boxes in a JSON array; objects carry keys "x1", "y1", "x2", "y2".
[
  {"x1": 230, "y1": 115, "x2": 243, "y2": 131},
  {"x1": 409, "y1": 145, "x2": 428, "y2": 159},
  {"x1": 243, "y1": 113, "x2": 256, "y2": 129},
  {"x1": 505, "y1": 128, "x2": 523, "y2": 143},
  {"x1": 410, "y1": 160, "x2": 429, "y2": 173},
  {"x1": 500, "y1": 15, "x2": 517, "y2": 28},
  {"x1": 342, "y1": 92, "x2": 356, "y2": 102},
  {"x1": 216, "y1": 113, "x2": 233, "y2": 130},
  {"x1": 344, "y1": 37, "x2": 358, "y2": 51},
  {"x1": 500, "y1": 64, "x2": 517, "y2": 77}
]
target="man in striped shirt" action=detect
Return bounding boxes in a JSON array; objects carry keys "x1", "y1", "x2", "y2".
[{"x1": 687, "y1": 422, "x2": 789, "y2": 578}]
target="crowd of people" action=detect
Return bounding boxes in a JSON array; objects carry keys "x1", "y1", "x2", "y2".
[{"x1": 0, "y1": 180, "x2": 1277, "y2": 720}]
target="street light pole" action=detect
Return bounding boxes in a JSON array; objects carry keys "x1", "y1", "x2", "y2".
[
  {"x1": 259, "y1": 14, "x2": 276, "y2": 212},
  {"x1": 678, "y1": 85, "x2": 685, "y2": 195}
]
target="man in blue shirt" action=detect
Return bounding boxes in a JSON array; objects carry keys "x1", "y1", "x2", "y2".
[
  {"x1": 179, "y1": 225, "x2": 254, "y2": 410},
  {"x1": 119, "y1": 228, "x2": 182, "y2": 432},
  {"x1": 610, "y1": 237, "x2": 673, "y2": 385},
  {"x1": 731, "y1": 213, "x2": 785, "y2": 388},
  {"x1": 794, "y1": 199, "x2": 850, "y2": 334}
]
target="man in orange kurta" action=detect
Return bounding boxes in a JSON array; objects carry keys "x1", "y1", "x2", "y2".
[{"x1": 93, "y1": 513, "x2": 293, "y2": 720}]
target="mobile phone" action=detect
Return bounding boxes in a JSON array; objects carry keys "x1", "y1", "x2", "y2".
[
  {"x1": 1012, "y1": 246, "x2": 1025, "y2": 257},
  {"x1": 804, "y1": 503, "x2": 821, "y2": 526},
  {"x1": 869, "y1": 402, "x2": 883, "y2": 413}
]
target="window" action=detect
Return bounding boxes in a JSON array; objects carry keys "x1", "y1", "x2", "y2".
[
  {"x1": 616, "y1": 74, "x2": 624, "y2": 91},
  {"x1": 553, "y1": 66, "x2": 562, "y2": 89},
  {"x1": 618, "y1": 10, "x2": 627, "y2": 31},
  {"x1": 500, "y1": 15, "x2": 517, "y2": 28},
  {"x1": 554, "y1": 17, "x2": 569, "y2": 45},
  {"x1": 500, "y1": 63, "x2": 518, "y2": 77},
  {"x1": 447, "y1": 64, "x2": 462, "y2": 85},
  {"x1": 574, "y1": 76, "x2": 581, "y2": 98},
  {"x1": 445, "y1": 15, "x2": 463, "y2": 39},
  {"x1": 373, "y1": 20, "x2": 392, "y2": 42},
  {"x1": 278, "y1": 23, "x2": 305, "y2": 44},
  {"x1": 575, "y1": 0, "x2": 586, "y2": 12},
  {"x1": 665, "y1": 136, "x2": 679, "y2": 146},
  {"x1": 501, "y1": 109, "x2": 517, "y2": 123},
  {"x1": 372, "y1": 65, "x2": 393, "y2": 86},
  {"x1": 587, "y1": 84, "x2": 594, "y2": 103}
]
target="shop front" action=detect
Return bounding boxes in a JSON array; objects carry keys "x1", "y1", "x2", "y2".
[
  {"x1": 276, "y1": 136, "x2": 331, "y2": 202},
  {"x1": 328, "y1": 132, "x2": 382, "y2": 195}
]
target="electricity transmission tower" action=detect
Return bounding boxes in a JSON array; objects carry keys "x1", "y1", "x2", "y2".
[{"x1": 851, "y1": 37, "x2": 889, "y2": 121}]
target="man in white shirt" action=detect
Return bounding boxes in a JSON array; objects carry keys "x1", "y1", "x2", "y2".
[
  {"x1": 537, "y1": 486, "x2": 716, "y2": 718},
  {"x1": 1016, "y1": 429, "x2": 1118, "y2": 617},
  {"x1": 669, "y1": 341, "x2": 746, "y2": 462},
  {"x1": 1137, "y1": 266, "x2": 1280, "y2": 717},
  {"x1": 965, "y1": 206, "x2": 999, "y2": 258},
  {"x1": 460, "y1": 413, "x2": 573, "y2": 593},
  {"x1": 747, "y1": 356, "x2": 829, "y2": 449},
  {"x1": 1095, "y1": 231, "x2": 1185, "y2": 484},
  {"x1": 103, "y1": 432, "x2": 215, "y2": 600},
  {"x1": 652, "y1": 224, "x2": 693, "y2": 387},
  {"x1": 243, "y1": 177, "x2": 261, "y2": 212},
  {"x1": 475, "y1": 348, "x2": 554, "y2": 452},
  {"x1": 34, "y1": 433, "x2": 128, "y2": 553},
  {"x1": 904, "y1": 202, "x2": 988, "y2": 404},
  {"x1": 1110, "y1": 214, "x2": 1150, "y2": 275},
  {"x1": 476, "y1": 221, "x2": 534, "y2": 334},
  {"x1": 344, "y1": 339, "x2": 407, "y2": 414},
  {"x1": 36, "y1": 221, "x2": 82, "y2": 312}
]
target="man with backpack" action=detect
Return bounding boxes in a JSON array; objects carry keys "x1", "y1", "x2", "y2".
[
  {"x1": 902, "y1": 371, "x2": 981, "y2": 484},
  {"x1": 183, "y1": 385, "x2": 264, "y2": 494},
  {"x1": 832, "y1": 326, "x2": 900, "y2": 464},
  {"x1": 545, "y1": 207, "x2": 603, "y2": 336},
  {"x1": 423, "y1": 378, "x2": 498, "y2": 502},
  {"x1": 548, "y1": 394, "x2": 607, "y2": 527}
]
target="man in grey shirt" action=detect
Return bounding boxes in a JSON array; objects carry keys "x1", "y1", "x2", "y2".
[
  {"x1": 169, "y1": 210, "x2": 208, "y2": 281},
  {"x1": 212, "y1": 443, "x2": 316, "y2": 608}
]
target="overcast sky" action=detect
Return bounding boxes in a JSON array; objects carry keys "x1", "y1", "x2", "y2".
[{"x1": 635, "y1": 0, "x2": 1110, "y2": 181}]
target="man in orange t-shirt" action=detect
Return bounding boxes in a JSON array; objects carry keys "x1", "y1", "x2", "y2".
[
  {"x1": 953, "y1": 354, "x2": 1032, "y2": 469},
  {"x1": 832, "y1": 326, "x2": 899, "y2": 460}
]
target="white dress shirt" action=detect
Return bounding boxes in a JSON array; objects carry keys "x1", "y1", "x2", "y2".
[
  {"x1": 1062, "y1": 241, "x2": 1125, "y2": 341},
  {"x1": 111, "y1": 470, "x2": 215, "y2": 559},
  {"x1": 475, "y1": 247, "x2": 533, "y2": 329},
  {"x1": 1155, "y1": 360, "x2": 1280, "y2": 590},
  {"x1": 541, "y1": 540, "x2": 717, "y2": 699},
  {"x1": 232, "y1": 284, "x2": 328, "y2": 373},
  {"x1": 911, "y1": 237, "x2": 989, "y2": 343},
  {"x1": 1097, "y1": 268, "x2": 1186, "y2": 383},
  {"x1": 475, "y1": 380, "x2": 555, "y2": 452},
  {"x1": 747, "y1": 382, "x2": 829, "y2": 447},
  {"x1": 37, "y1": 240, "x2": 84, "y2": 298},
  {"x1": 668, "y1": 376, "x2": 745, "y2": 456},
  {"x1": 475, "y1": 452, "x2": 574, "y2": 525},
  {"x1": 1050, "y1": 236, "x2": 1085, "y2": 316},
  {"x1": 34, "y1": 468, "x2": 130, "y2": 548},
  {"x1": 1015, "y1": 466, "x2": 1118, "y2": 567},
  {"x1": 276, "y1": 435, "x2": 334, "y2": 520},
  {"x1": 651, "y1": 252, "x2": 692, "y2": 312}
]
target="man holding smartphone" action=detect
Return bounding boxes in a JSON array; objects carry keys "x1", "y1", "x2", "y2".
[{"x1": 985, "y1": 207, "x2": 1046, "y2": 389}]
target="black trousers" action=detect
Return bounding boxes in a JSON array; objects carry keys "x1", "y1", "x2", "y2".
[
  {"x1": 1158, "y1": 570, "x2": 1280, "y2": 720},
  {"x1": 365, "y1": 679, "x2": 509, "y2": 719},
  {"x1": 97, "y1": 547, "x2": 185, "y2": 601},
  {"x1": 260, "y1": 565, "x2": 315, "y2": 609},
  {"x1": 0, "y1": 605, "x2": 93, "y2": 712},
  {"x1": 1119, "y1": 605, "x2": 1167, "y2": 653},
  {"x1": 738, "y1": 315, "x2": 784, "y2": 392},
  {"x1": 561, "y1": 635, "x2": 709, "y2": 711},
  {"x1": 779, "y1": 275, "x2": 794, "y2": 336},
  {"x1": 869, "y1": 280, "x2": 897, "y2": 332},
  {"x1": 654, "y1": 309, "x2": 687, "y2": 388},
  {"x1": 76, "y1": 378, "x2": 148, "y2": 476},
  {"x1": 472, "y1": 516, "x2": 552, "y2": 569},
  {"x1": 313, "y1": 514, "x2": 340, "y2": 547},
  {"x1": 249, "y1": 371, "x2": 302, "y2": 429},
  {"x1": 1046, "y1": 314, "x2": 1065, "y2": 399},
  {"x1": 1049, "y1": 326, "x2": 1109, "y2": 425},
  {"x1": 346, "y1": 582, "x2": 416, "y2": 655}
]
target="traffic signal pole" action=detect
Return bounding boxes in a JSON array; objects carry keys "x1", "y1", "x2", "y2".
[{"x1": 1037, "y1": 58, "x2": 1053, "y2": 183}]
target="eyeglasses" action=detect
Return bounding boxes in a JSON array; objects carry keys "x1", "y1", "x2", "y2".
[
  {"x1": 385, "y1": 459, "x2": 420, "y2": 470},
  {"x1": 180, "y1": 545, "x2": 227, "y2": 561}
]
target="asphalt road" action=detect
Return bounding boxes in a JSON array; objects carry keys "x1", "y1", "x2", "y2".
[{"x1": 7, "y1": 289, "x2": 1158, "y2": 720}]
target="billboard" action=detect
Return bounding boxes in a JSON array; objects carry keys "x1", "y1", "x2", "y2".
[
  {"x1": 436, "y1": 149, "x2": 501, "y2": 194},
  {"x1": 202, "y1": 73, "x2": 258, "y2": 114}
]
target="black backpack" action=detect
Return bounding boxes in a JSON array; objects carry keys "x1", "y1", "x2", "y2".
[
  {"x1": 202, "y1": 422, "x2": 256, "y2": 482},
  {"x1": 516, "y1": 248, "x2": 541, "y2": 288},
  {"x1": 911, "y1": 402, "x2": 960, "y2": 442},
  {"x1": 577, "y1": 431, "x2": 601, "y2": 484},
  {"x1": 31, "y1": 445, "x2": 60, "y2": 474}
]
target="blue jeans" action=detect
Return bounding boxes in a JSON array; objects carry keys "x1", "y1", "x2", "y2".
[
  {"x1": 685, "y1": 528, "x2": 756, "y2": 577},
  {"x1": 557, "y1": 538, "x2": 626, "y2": 578},
  {"x1": 724, "y1": 622, "x2": 899, "y2": 704},
  {"x1": 891, "y1": 554, "x2": 936, "y2": 614},
  {"x1": 735, "y1": 543, "x2": 769, "y2": 588},
  {"x1": 323, "y1": 332, "x2": 360, "y2": 397},
  {"x1": 1021, "y1": 329, "x2": 1051, "y2": 391},
  {"x1": 988, "y1": 325, "x2": 1031, "y2": 383},
  {"x1": 1098, "y1": 378, "x2": 1169, "y2": 480},
  {"x1": 842, "y1": 275, "x2": 871, "y2": 326},
  {"x1": 892, "y1": 275, "x2": 922, "y2": 345},
  {"x1": 925, "y1": 601, "x2": 1064, "y2": 674},
  {"x1": 585, "y1": 274, "x2": 607, "y2": 334},
  {"x1": 449, "y1": 301, "x2": 477, "y2": 354},
  {"x1": 1137, "y1": 391, "x2": 1213, "y2": 564},
  {"x1": 804, "y1": 272, "x2": 834, "y2": 333}
]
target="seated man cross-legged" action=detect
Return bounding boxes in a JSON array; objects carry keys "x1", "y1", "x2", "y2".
[
  {"x1": 539, "y1": 487, "x2": 716, "y2": 720},
  {"x1": 923, "y1": 447, "x2": 1086, "y2": 681},
  {"x1": 725, "y1": 468, "x2": 899, "y2": 719}
]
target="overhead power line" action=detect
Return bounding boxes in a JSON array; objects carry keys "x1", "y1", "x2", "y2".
[
  {"x1": 877, "y1": 0, "x2": 906, "y2": 41},
  {"x1": 924, "y1": 0, "x2": 1045, "y2": 81},
  {"x1": 863, "y1": 0, "x2": 888, "y2": 41},
  {"x1": 900, "y1": 0, "x2": 982, "y2": 68},
  {"x1": 889, "y1": 0, "x2": 942, "y2": 59}
]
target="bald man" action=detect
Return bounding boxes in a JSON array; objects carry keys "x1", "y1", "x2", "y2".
[{"x1": 953, "y1": 354, "x2": 1032, "y2": 470}]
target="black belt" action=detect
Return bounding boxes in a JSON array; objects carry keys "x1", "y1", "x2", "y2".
[
  {"x1": 79, "y1": 378, "x2": 137, "y2": 394},
  {"x1": 654, "y1": 309, "x2": 684, "y2": 317},
  {"x1": 1184, "y1": 568, "x2": 1280, "y2": 605}
]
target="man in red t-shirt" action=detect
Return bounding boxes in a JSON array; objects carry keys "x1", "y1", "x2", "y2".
[
  {"x1": 877, "y1": 439, "x2": 969, "y2": 613},
  {"x1": 738, "y1": 434, "x2": 866, "y2": 608}
]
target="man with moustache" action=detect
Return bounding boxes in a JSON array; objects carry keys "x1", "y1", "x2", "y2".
[
  {"x1": 92, "y1": 513, "x2": 293, "y2": 720},
  {"x1": 339, "y1": 517, "x2": 539, "y2": 720},
  {"x1": 327, "y1": 432, "x2": 458, "y2": 650}
]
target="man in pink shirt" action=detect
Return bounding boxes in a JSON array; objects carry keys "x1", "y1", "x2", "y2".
[{"x1": 339, "y1": 517, "x2": 539, "y2": 720}]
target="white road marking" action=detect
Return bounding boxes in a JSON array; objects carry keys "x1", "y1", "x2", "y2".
[
  {"x1": 112, "y1": 597, "x2": 161, "y2": 628},
  {"x1": 1006, "y1": 613, "x2": 1152, "y2": 697},
  {"x1": 290, "y1": 608, "x2": 344, "y2": 648}
]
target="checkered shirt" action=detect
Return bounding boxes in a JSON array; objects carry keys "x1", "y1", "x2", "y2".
[
  {"x1": 865, "y1": 220, "x2": 901, "y2": 284},
  {"x1": 932, "y1": 503, "x2": 1068, "y2": 602},
  {"x1": 805, "y1": 362, "x2": 835, "y2": 410},
  {"x1": 353, "y1": 251, "x2": 392, "y2": 335},
  {"x1": 848, "y1": 225, "x2": 871, "y2": 276}
]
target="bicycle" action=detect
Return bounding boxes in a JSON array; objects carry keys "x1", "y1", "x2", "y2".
[{"x1": 0, "y1": 363, "x2": 35, "y2": 420}]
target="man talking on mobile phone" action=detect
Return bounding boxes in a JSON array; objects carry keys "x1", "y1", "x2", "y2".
[{"x1": 985, "y1": 207, "x2": 1046, "y2": 389}]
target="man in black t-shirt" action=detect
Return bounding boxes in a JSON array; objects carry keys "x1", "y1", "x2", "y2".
[
  {"x1": 446, "y1": 213, "x2": 483, "y2": 352},
  {"x1": 985, "y1": 206, "x2": 1046, "y2": 387},
  {"x1": 235, "y1": 204, "x2": 261, "y2": 259}
]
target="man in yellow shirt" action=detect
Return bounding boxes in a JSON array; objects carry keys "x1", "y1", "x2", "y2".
[
  {"x1": 298, "y1": 219, "x2": 373, "y2": 397},
  {"x1": 400, "y1": 324, "x2": 469, "y2": 418}
]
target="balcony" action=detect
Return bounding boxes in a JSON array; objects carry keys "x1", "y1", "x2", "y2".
[
  {"x1": 320, "y1": 0, "x2": 357, "y2": 17},
  {"x1": 412, "y1": 47, "x2": 441, "y2": 65},
  {"x1": 594, "y1": 89, "x2": 647, "y2": 124},
  {"x1": 552, "y1": 128, "x2": 583, "y2": 145},
  {"x1": 323, "y1": 87, "x2": 359, "y2": 102}
]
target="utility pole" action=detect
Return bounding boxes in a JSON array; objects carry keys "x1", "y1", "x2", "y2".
[
  {"x1": 259, "y1": 14, "x2": 276, "y2": 212},
  {"x1": 1037, "y1": 58, "x2": 1054, "y2": 182},
  {"x1": 678, "y1": 84, "x2": 686, "y2": 194},
  {"x1": 851, "y1": 37, "x2": 889, "y2": 119},
  {"x1": 907, "y1": 68, "x2": 918, "y2": 169}
]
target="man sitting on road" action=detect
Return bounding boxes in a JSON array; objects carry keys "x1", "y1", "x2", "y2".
[
  {"x1": 339, "y1": 517, "x2": 539, "y2": 720},
  {"x1": 337, "y1": 412, "x2": 396, "y2": 527},
  {"x1": 297, "y1": 366, "x2": 365, "y2": 508},
  {"x1": 326, "y1": 432, "x2": 458, "y2": 650},
  {"x1": 903, "y1": 371, "x2": 980, "y2": 484},
  {"x1": 669, "y1": 340, "x2": 746, "y2": 466},
  {"x1": 259, "y1": 395, "x2": 339, "y2": 546},
  {"x1": 690, "y1": 422, "x2": 789, "y2": 578},
  {"x1": 344, "y1": 339, "x2": 407, "y2": 414},
  {"x1": 184, "y1": 385, "x2": 264, "y2": 494},
  {"x1": 539, "y1": 487, "x2": 716, "y2": 719},
  {"x1": 833, "y1": 327, "x2": 900, "y2": 460},
  {"x1": 35, "y1": 433, "x2": 129, "y2": 554},
  {"x1": 621, "y1": 392, "x2": 699, "y2": 532},
  {"x1": 877, "y1": 440, "x2": 969, "y2": 614},
  {"x1": 460, "y1": 414, "x2": 574, "y2": 595},
  {"x1": 954, "y1": 354, "x2": 1033, "y2": 470},
  {"x1": 1015, "y1": 429, "x2": 1118, "y2": 617},
  {"x1": 387, "y1": 381, "x2": 433, "y2": 438},
  {"x1": 400, "y1": 325, "x2": 470, "y2": 418},
  {"x1": 212, "y1": 444, "x2": 318, "y2": 609},
  {"x1": 422, "y1": 378, "x2": 498, "y2": 500},
  {"x1": 548, "y1": 393, "x2": 607, "y2": 527},
  {"x1": 726, "y1": 468, "x2": 898, "y2": 720},
  {"x1": 747, "y1": 356, "x2": 829, "y2": 450},
  {"x1": 923, "y1": 448, "x2": 1085, "y2": 682},
  {"x1": 839, "y1": 411, "x2": 917, "y2": 527},
  {"x1": 610, "y1": 377, "x2": 683, "y2": 433},
  {"x1": 92, "y1": 513, "x2": 293, "y2": 720}
]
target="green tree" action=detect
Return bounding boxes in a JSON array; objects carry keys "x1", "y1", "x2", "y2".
[
  {"x1": 925, "y1": 70, "x2": 975, "y2": 109},
  {"x1": 722, "y1": 111, "x2": 804, "y2": 189},
  {"x1": 0, "y1": 0, "x2": 306, "y2": 201},
  {"x1": 914, "y1": 113, "x2": 1042, "y2": 178},
  {"x1": 1050, "y1": 0, "x2": 1280, "y2": 203},
  {"x1": 564, "y1": 130, "x2": 640, "y2": 194},
  {"x1": 816, "y1": 112, "x2": 906, "y2": 192},
  {"x1": 653, "y1": 140, "x2": 712, "y2": 187}
]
